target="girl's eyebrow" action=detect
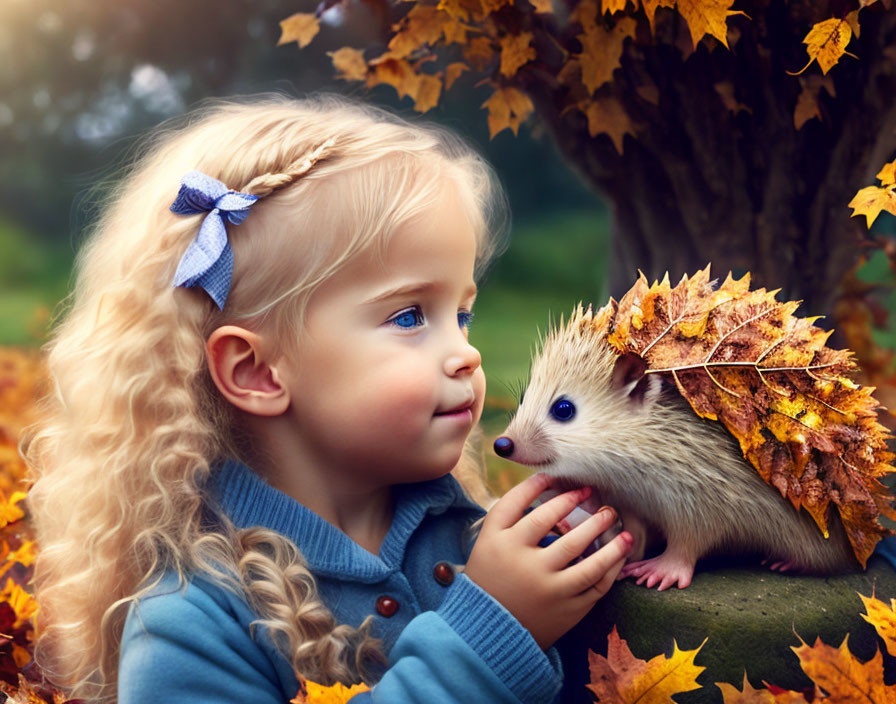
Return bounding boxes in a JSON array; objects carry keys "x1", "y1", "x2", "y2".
[{"x1": 365, "y1": 281, "x2": 477, "y2": 305}]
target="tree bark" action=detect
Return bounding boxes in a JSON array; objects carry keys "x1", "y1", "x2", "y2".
[{"x1": 521, "y1": 1, "x2": 896, "y2": 322}]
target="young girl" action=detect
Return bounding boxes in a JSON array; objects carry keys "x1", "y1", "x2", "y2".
[{"x1": 20, "y1": 93, "x2": 633, "y2": 704}]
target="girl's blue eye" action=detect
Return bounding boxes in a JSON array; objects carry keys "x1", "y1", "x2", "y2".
[
  {"x1": 389, "y1": 306, "x2": 425, "y2": 329},
  {"x1": 458, "y1": 311, "x2": 475, "y2": 330},
  {"x1": 549, "y1": 397, "x2": 576, "y2": 422}
]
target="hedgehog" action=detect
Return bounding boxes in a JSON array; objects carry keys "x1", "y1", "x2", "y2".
[{"x1": 492, "y1": 304, "x2": 859, "y2": 591}]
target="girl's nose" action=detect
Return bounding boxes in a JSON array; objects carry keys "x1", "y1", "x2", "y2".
[{"x1": 444, "y1": 334, "x2": 481, "y2": 377}]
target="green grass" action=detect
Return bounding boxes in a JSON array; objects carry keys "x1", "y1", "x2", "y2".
[
  {"x1": 471, "y1": 207, "x2": 610, "y2": 400},
  {"x1": 0, "y1": 217, "x2": 73, "y2": 346}
]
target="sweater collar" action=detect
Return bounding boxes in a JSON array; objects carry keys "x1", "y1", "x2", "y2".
[{"x1": 204, "y1": 458, "x2": 485, "y2": 583}]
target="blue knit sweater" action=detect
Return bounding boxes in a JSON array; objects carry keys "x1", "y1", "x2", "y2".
[{"x1": 117, "y1": 458, "x2": 564, "y2": 703}]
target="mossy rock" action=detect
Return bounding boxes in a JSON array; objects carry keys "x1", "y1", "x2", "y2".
[{"x1": 561, "y1": 556, "x2": 896, "y2": 703}]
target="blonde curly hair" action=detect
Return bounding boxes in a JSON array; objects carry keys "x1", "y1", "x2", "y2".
[{"x1": 18, "y1": 92, "x2": 509, "y2": 703}]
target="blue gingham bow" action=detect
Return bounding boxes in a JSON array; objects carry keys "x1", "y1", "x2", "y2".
[{"x1": 169, "y1": 170, "x2": 260, "y2": 310}]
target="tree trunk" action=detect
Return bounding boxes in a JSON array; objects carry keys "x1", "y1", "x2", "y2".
[{"x1": 521, "y1": 1, "x2": 896, "y2": 324}]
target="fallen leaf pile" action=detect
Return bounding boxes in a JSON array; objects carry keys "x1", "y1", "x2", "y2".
[
  {"x1": 0, "y1": 347, "x2": 75, "y2": 703},
  {"x1": 591, "y1": 592, "x2": 896, "y2": 702},
  {"x1": 586, "y1": 263, "x2": 896, "y2": 566}
]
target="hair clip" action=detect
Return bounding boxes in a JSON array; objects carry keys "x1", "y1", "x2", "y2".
[{"x1": 169, "y1": 170, "x2": 259, "y2": 310}]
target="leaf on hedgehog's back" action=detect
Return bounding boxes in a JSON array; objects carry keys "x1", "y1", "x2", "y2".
[{"x1": 603, "y1": 264, "x2": 896, "y2": 567}]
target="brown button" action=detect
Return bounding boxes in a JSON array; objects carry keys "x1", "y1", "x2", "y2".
[
  {"x1": 375, "y1": 595, "x2": 399, "y2": 617},
  {"x1": 433, "y1": 561, "x2": 455, "y2": 586}
]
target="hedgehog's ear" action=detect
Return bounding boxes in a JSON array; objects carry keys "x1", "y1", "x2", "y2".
[{"x1": 611, "y1": 352, "x2": 661, "y2": 407}]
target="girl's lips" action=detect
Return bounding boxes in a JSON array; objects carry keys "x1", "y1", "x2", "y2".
[{"x1": 434, "y1": 404, "x2": 473, "y2": 419}]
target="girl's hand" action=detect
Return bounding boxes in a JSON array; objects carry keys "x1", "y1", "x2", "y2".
[{"x1": 464, "y1": 472, "x2": 633, "y2": 651}]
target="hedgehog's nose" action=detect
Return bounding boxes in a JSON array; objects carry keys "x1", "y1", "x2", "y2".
[{"x1": 494, "y1": 436, "x2": 514, "y2": 458}]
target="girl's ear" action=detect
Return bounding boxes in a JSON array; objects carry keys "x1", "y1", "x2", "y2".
[
  {"x1": 205, "y1": 325, "x2": 291, "y2": 416},
  {"x1": 610, "y1": 352, "x2": 662, "y2": 407}
]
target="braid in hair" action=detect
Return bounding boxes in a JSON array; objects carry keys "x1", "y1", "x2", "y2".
[{"x1": 243, "y1": 137, "x2": 338, "y2": 198}]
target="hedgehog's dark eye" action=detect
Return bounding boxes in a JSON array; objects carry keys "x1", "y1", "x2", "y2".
[{"x1": 549, "y1": 397, "x2": 576, "y2": 422}]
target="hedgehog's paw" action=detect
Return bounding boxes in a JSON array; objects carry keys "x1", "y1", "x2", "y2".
[
  {"x1": 763, "y1": 559, "x2": 794, "y2": 573},
  {"x1": 618, "y1": 553, "x2": 695, "y2": 591}
]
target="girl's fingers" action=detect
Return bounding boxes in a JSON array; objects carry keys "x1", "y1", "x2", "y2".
[
  {"x1": 558, "y1": 532, "x2": 633, "y2": 597},
  {"x1": 485, "y1": 472, "x2": 553, "y2": 530},
  {"x1": 513, "y1": 486, "x2": 593, "y2": 545},
  {"x1": 541, "y1": 506, "x2": 617, "y2": 570},
  {"x1": 573, "y1": 555, "x2": 627, "y2": 605}
]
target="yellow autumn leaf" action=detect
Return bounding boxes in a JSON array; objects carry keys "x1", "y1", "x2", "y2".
[
  {"x1": 588, "y1": 627, "x2": 706, "y2": 703},
  {"x1": 367, "y1": 56, "x2": 421, "y2": 99},
  {"x1": 642, "y1": 0, "x2": 676, "y2": 33},
  {"x1": 788, "y1": 18, "x2": 858, "y2": 76},
  {"x1": 0, "y1": 491, "x2": 25, "y2": 529},
  {"x1": 716, "y1": 673, "x2": 777, "y2": 703},
  {"x1": 441, "y1": 15, "x2": 469, "y2": 44},
  {"x1": 328, "y1": 48, "x2": 369, "y2": 82},
  {"x1": 577, "y1": 17, "x2": 637, "y2": 94},
  {"x1": 413, "y1": 73, "x2": 442, "y2": 112},
  {"x1": 676, "y1": 0, "x2": 749, "y2": 49},
  {"x1": 499, "y1": 32, "x2": 535, "y2": 77},
  {"x1": 571, "y1": 0, "x2": 599, "y2": 32},
  {"x1": 529, "y1": 0, "x2": 553, "y2": 12},
  {"x1": 444, "y1": 61, "x2": 469, "y2": 89},
  {"x1": 435, "y1": 0, "x2": 482, "y2": 22},
  {"x1": 387, "y1": 5, "x2": 447, "y2": 58},
  {"x1": 291, "y1": 679, "x2": 371, "y2": 704},
  {"x1": 859, "y1": 592, "x2": 896, "y2": 657},
  {"x1": 481, "y1": 86, "x2": 534, "y2": 138},
  {"x1": 576, "y1": 96, "x2": 635, "y2": 153},
  {"x1": 277, "y1": 13, "x2": 320, "y2": 49},
  {"x1": 601, "y1": 0, "x2": 635, "y2": 14},
  {"x1": 877, "y1": 161, "x2": 896, "y2": 187},
  {"x1": 463, "y1": 36, "x2": 496, "y2": 70},
  {"x1": 849, "y1": 185, "x2": 896, "y2": 229},
  {"x1": 2, "y1": 578, "x2": 38, "y2": 630}
]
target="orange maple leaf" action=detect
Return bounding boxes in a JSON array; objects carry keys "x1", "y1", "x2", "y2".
[
  {"x1": 676, "y1": 0, "x2": 750, "y2": 49},
  {"x1": 444, "y1": 61, "x2": 469, "y2": 89},
  {"x1": 498, "y1": 32, "x2": 536, "y2": 77},
  {"x1": 328, "y1": 48, "x2": 369, "y2": 82},
  {"x1": 576, "y1": 17, "x2": 637, "y2": 94},
  {"x1": 277, "y1": 13, "x2": 320, "y2": 49},
  {"x1": 573, "y1": 96, "x2": 635, "y2": 153},
  {"x1": 481, "y1": 85, "x2": 534, "y2": 137},
  {"x1": 291, "y1": 678, "x2": 371, "y2": 704},
  {"x1": 791, "y1": 634, "x2": 891, "y2": 701},
  {"x1": 859, "y1": 591, "x2": 896, "y2": 657},
  {"x1": 587, "y1": 626, "x2": 706, "y2": 702},
  {"x1": 604, "y1": 264, "x2": 896, "y2": 566},
  {"x1": 387, "y1": 5, "x2": 451, "y2": 59}
]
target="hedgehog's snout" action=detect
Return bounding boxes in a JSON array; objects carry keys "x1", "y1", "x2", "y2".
[{"x1": 494, "y1": 436, "x2": 514, "y2": 457}]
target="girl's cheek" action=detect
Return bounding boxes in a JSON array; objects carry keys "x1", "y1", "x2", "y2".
[{"x1": 471, "y1": 368, "x2": 486, "y2": 425}]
